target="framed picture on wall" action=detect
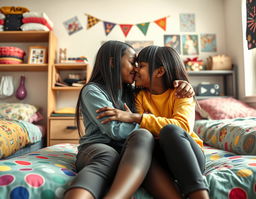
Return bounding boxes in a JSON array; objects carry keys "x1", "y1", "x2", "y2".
[
  {"x1": 28, "y1": 46, "x2": 47, "y2": 64},
  {"x1": 164, "y1": 35, "x2": 181, "y2": 54},
  {"x1": 181, "y1": 34, "x2": 199, "y2": 55},
  {"x1": 125, "y1": 41, "x2": 154, "y2": 54}
]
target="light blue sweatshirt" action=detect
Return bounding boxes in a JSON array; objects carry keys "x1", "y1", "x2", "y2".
[{"x1": 79, "y1": 83, "x2": 139, "y2": 147}]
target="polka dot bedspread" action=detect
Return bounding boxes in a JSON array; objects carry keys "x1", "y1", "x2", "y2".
[
  {"x1": 0, "y1": 144, "x2": 77, "y2": 199},
  {"x1": 203, "y1": 145, "x2": 256, "y2": 199},
  {"x1": 0, "y1": 143, "x2": 256, "y2": 199}
]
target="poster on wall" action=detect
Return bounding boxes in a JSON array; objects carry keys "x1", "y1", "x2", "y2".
[
  {"x1": 63, "y1": 16, "x2": 83, "y2": 35},
  {"x1": 164, "y1": 35, "x2": 181, "y2": 54},
  {"x1": 200, "y1": 34, "x2": 217, "y2": 52},
  {"x1": 180, "y1": 13, "x2": 195, "y2": 32},
  {"x1": 125, "y1": 41, "x2": 154, "y2": 54},
  {"x1": 246, "y1": 0, "x2": 256, "y2": 49},
  {"x1": 182, "y1": 34, "x2": 199, "y2": 55}
]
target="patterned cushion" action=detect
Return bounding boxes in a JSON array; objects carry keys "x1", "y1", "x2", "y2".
[
  {"x1": 0, "y1": 119, "x2": 30, "y2": 158},
  {"x1": 194, "y1": 118, "x2": 256, "y2": 155},
  {"x1": 0, "y1": 103, "x2": 37, "y2": 122},
  {"x1": 196, "y1": 97, "x2": 256, "y2": 120}
]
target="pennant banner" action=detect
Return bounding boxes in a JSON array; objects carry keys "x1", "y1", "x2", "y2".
[
  {"x1": 120, "y1": 24, "x2": 133, "y2": 37},
  {"x1": 87, "y1": 15, "x2": 100, "y2": 29},
  {"x1": 85, "y1": 13, "x2": 169, "y2": 37},
  {"x1": 103, "y1": 21, "x2": 116, "y2": 35},
  {"x1": 154, "y1": 17, "x2": 167, "y2": 31},
  {"x1": 136, "y1": 22, "x2": 150, "y2": 36}
]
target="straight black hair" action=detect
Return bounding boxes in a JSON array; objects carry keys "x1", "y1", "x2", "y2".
[
  {"x1": 75, "y1": 40, "x2": 135, "y2": 137},
  {"x1": 137, "y1": 45, "x2": 198, "y2": 106},
  {"x1": 137, "y1": 45, "x2": 190, "y2": 89}
]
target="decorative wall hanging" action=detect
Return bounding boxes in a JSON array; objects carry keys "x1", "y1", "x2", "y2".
[
  {"x1": 246, "y1": 0, "x2": 256, "y2": 49},
  {"x1": 103, "y1": 21, "x2": 116, "y2": 36},
  {"x1": 180, "y1": 13, "x2": 195, "y2": 32},
  {"x1": 136, "y1": 22, "x2": 150, "y2": 36},
  {"x1": 182, "y1": 34, "x2": 199, "y2": 55},
  {"x1": 85, "y1": 14, "x2": 169, "y2": 37},
  {"x1": 164, "y1": 35, "x2": 181, "y2": 54},
  {"x1": 120, "y1": 24, "x2": 133, "y2": 37},
  {"x1": 63, "y1": 16, "x2": 83, "y2": 35},
  {"x1": 87, "y1": 15, "x2": 100, "y2": 29},
  {"x1": 200, "y1": 34, "x2": 217, "y2": 52},
  {"x1": 154, "y1": 17, "x2": 167, "y2": 31},
  {"x1": 125, "y1": 41, "x2": 154, "y2": 53}
]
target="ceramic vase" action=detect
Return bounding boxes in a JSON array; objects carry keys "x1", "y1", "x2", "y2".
[{"x1": 16, "y1": 76, "x2": 27, "y2": 100}]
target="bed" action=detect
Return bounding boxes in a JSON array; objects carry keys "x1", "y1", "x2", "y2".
[
  {"x1": 0, "y1": 103, "x2": 45, "y2": 159},
  {"x1": 1, "y1": 98, "x2": 256, "y2": 199},
  {"x1": 1, "y1": 141, "x2": 256, "y2": 199}
]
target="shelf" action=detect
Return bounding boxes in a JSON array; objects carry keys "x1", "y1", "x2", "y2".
[
  {"x1": 0, "y1": 31, "x2": 50, "y2": 42},
  {"x1": 196, "y1": 96, "x2": 230, "y2": 100},
  {"x1": 187, "y1": 70, "x2": 234, "y2": 76},
  {"x1": 49, "y1": 116, "x2": 75, "y2": 119},
  {"x1": 52, "y1": 86, "x2": 83, "y2": 91},
  {"x1": 0, "y1": 64, "x2": 48, "y2": 71},
  {"x1": 54, "y1": 63, "x2": 88, "y2": 70}
]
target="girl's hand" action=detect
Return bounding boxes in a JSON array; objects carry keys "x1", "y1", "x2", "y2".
[
  {"x1": 173, "y1": 80, "x2": 195, "y2": 98},
  {"x1": 96, "y1": 104, "x2": 142, "y2": 124}
]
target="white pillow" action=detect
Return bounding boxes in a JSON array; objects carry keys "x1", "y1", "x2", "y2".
[
  {"x1": 20, "y1": 23, "x2": 49, "y2": 31},
  {"x1": 23, "y1": 12, "x2": 53, "y2": 27},
  {"x1": 0, "y1": 13, "x2": 5, "y2": 19}
]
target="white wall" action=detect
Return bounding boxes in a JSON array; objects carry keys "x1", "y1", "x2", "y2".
[
  {"x1": 224, "y1": 0, "x2": 245, "y2": 99},
  {"x1": 223, "y1": 0, "x2": 256, "y2": 108},
  {"x1": 0, "y1": 0, "x2": 227, "y2": 62},
  {"x1": 0, "y1": 0, "x2": 241, "y2": 110}
]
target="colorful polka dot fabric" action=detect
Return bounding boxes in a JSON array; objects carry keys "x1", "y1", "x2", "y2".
[
  {"x1": 2, "y1": 142, "x2": 256, "y2": 199},
  {"x1": 204, "y1": 145, "x2": 256, "y2": 199},
  {"x1": 194, "y1": 117, "x2": 256, "y2": 199},
  {"x1": 0, "y1": 143, "x2": 152, "y2": 199},
  {"x1": 0, "y1": 144, "x2": 77, "y2": 199}
]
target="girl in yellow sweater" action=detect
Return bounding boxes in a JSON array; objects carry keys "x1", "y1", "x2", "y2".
[{"x1": 97, "y1": 46, "x2": 209, "y2": 199}]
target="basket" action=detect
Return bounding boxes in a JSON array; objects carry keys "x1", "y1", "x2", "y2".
[{"x1": 207, "y1": 55, "x2": 232, "y2": 70}]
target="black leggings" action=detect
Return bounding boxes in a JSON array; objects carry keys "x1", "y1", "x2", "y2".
[
  {"x1": 66, "y1": 128, "x2": 154, "y2": 199},
  {"x1": 145, "y1": 124, "x2": 207, "y2": 197}
]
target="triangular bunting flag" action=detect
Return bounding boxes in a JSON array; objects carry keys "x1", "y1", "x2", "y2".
[
  {"x1": 103, "y1": 21, "x2": 116, "y2": 36},
  {"x1": 154, "y1": 17, "x2": 167, "y2": 31},
  {"x1": 120, "y1": 24, "x2": 133, "y2": 37},
  {"x1": 136, "y1": 22, "x2": 150, "y2": 36},
  {"x1": 86, "y1": 14, "x2": 100, "y2": 29}
]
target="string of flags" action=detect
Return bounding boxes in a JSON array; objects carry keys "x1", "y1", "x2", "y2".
[{"x1": 86, "y1": 13, "x2": 169, "y2": 37}]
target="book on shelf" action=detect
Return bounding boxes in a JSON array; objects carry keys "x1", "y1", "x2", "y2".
[
  {"x1": 72, "y1": 83, "x2": 84, "y2": 87},
  {"x1": 55, "y1": 82, "x2": 69, "y2": 87},
  {"x1": 51, "y1": 113, "x2": 75, "y2": 117}
]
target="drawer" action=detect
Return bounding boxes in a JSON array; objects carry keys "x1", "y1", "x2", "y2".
[
  {"x1": 50, "y1": 119, "x2": 80, "y2": 140},
  {"x1": 49, "y1": 139, "x2": 79, "y2": 146}
]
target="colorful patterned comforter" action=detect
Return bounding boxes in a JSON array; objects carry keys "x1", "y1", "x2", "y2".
[
  {"x1": 194, "y1": 117, "x2": 256, "y2": 155},
  {"x1": 0, "y1": 119, "x2": 42, "y2": 159},
  {"x1": 0, "y1": 143, "x2": 255, "y2": 199},
  {"x1": 204, "y1": 146, "x2": 256, "y2": 199}
]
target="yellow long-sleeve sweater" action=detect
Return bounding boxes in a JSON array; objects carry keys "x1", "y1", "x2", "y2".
[{"x1": 135, "y1": 88, "x2": 203, "y2": 148}]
